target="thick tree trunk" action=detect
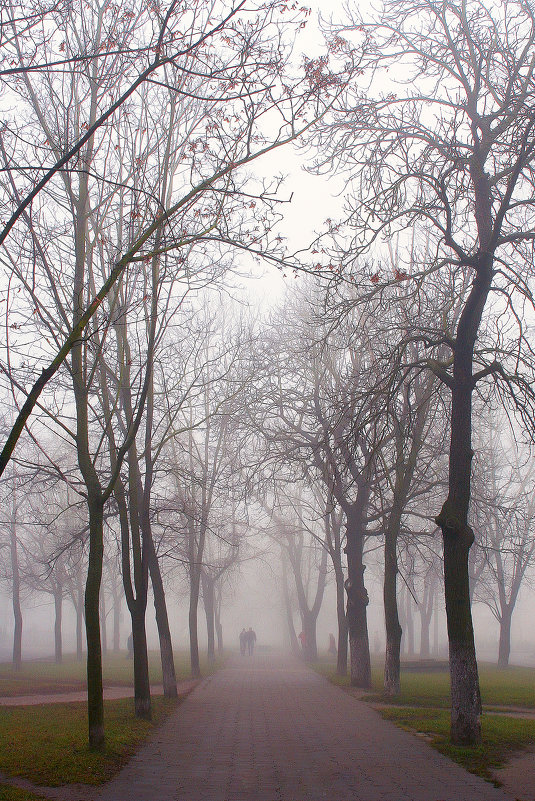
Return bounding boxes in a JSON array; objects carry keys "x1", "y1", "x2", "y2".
[
  {"x1": 498, "y1": 608, "x2": 512, "y2": 669},
  {"x1": 383, "y1": 510, "x2": 402, "y2": 695},
  {"x1": 85, "y1": 495, "x2": 105, "y2": 749},
  {"x1": 10, "y1": 515, "x2": 22, "y2": 671},
  {"x1": 131, "y1": 606, "x2": 151, "y2": 720},
  {"x1": 334, "y1": 564, "x2": 348, "y2": 676},
  {"x1": 202, "y1": 572, "x2": 216, "y2": 663},
  {"x1": 301, "y1": 610, "x2": 318, "y2": 662},
  {"x1": 435, "y1": 245, "x2": 492, "y2": 745},
  {"x1": 441, "y1": 532, "x2": 481, "y2": 743},
  {"x1": 345, "y1": 506, "x2": 371, "y2": 688},
  {"x1": 54, "y1": 589, "x2": 63, "y2": 664}
]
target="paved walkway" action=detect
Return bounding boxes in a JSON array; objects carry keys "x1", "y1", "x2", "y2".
[{"x1": 95, "y1": 652, "x2": 514, "y2": 801}]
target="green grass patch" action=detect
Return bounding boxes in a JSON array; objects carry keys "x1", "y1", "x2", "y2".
[
  {"x1": 315, "y1": 656, "x2": 535, "y2": 709},
  {"x1": 0, "y1": 696, "x2": 177, "y2": 786},
  {"x1": 0, "y1": 786, "x2": 48, "y2": 801},
  {"x1": 379, "y1": 706, "x2": 535, "y2": 781},
  {"x1": 479, "y1": 665, "x2": 535, "y2": 708},
  {"x1": 0, "y1": 650, "x2": 213, "y2": 697}
]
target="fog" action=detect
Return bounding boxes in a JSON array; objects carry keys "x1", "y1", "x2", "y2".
[{"x1": 2, "y1": 550, "x2": 533, "y2": 667}]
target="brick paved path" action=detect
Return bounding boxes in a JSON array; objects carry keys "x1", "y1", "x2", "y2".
[{"x1": 97, "y1": 651, "x2": 514, "y2": 801}]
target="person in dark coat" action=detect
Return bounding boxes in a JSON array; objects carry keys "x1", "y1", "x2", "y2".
[{"x1": 247, "y1": 627, "x2": 257, "y2": 655}]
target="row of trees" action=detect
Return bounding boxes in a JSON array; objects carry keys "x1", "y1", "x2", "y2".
[{"x1": 1, "y1": 0, "x2": 535, "y2": 750}]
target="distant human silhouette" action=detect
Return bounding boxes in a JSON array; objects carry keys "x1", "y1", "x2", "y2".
[
  {"x1": 298, "y1": 630, "x2": 306, "y2": 651},
  {"x1": 328, "y1": 633, "x2": 337, "y2": 654},
  {"x1": 127, "y1": 632, "x2": 133, "y2": 659},
  {"x1": 239, "y1": 628, "x2": 247, "y2": 656},
  {"x1": 247, "y1": 627, "x2": 257, "y2": 656}
]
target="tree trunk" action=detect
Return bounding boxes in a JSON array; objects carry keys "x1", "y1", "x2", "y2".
[
  {"x1": 112, "y1": 587, "x2": 121, "y2": 653},
  {"x1": 215, "y1": 614, "x2": 223, "y2": 655},
  {"x1": 334, "y1": 563, "x2": 348, "y2": 676},
  {"x1": 433, "y1": 590, "x2": 440, "y2": 657},
  {"x1": 85, "y1": 495, "x2": 105, "y2": 749},
  {"x1": 100, "y1": 589, "x2": 107, "y2": 656},
  {"x1": 301, "y1": 609, "x2": 318, "y2": 662},
  {"x1": 405, "y1": 589, "x2": 415, "y2": 657},
  {"x1": 10, "y1": 511, "x2": 22, "y2": 671},
  {"x1": 76, "y1": 578, "x2": 84, "y2": 660},
  {"x1": 440, "y1": 531, "x2": 481, "y2": 744},
  {"x1": 420, "y1": 613, "x2": 430, "y2": 658},
  {"x1": 383, "y1": 509, "x2": 402, "y2": 695},
  {"x1": 345, "y1": 506, "x2": 371, "y2": 688},
  {"x1": 147, "y1": 537, "x2": 177, "y2": 697},
  {"x1": 281, "y1": 550, "x2": 300, "y2": 655},
  {"x1": 419, "y1": 583, "x2": 435, "y2": 659},
  {"x1": 132, "y1": 605, "x2": 151, "y2": 720},
  {"x1": 54, "y1": 588, "x2": 63, "y2": 664},
  {"x1": 498, "y1": 607, "x2": 512, "y2": 669},
  {"x1": 189, "y1": 569, "x2": 201, "y2": 679},
  {"x1": 202, "y1": 572, "x2": 216, "y2": 663},
  {"x1": 435, "y1": 251, "x2": 491, "y2": 745},
  {"x1": 113, "y1": 467, "x2": 152, "y2": 721}
]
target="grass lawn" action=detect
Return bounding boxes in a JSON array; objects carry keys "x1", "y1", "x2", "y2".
[
  {"x1": 0, "y1": 650, "x2": 207, "y2": 697},
  {"x1": 316, "y1": 656, "x2": 535, "y2": 709},
  {"x1": 0, "y1": 786, "x2": 48, "y2": 801},
  {"x1": 0, "y1": 696, "x2": 177, "y2": 787}
]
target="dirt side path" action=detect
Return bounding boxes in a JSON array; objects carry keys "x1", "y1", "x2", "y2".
[{"x1": 0, "y1": 681, "x2": 197, "y2": 707}]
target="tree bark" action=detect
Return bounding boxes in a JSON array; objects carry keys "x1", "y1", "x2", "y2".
[
  {"x1": 436, "y1": 258, "x2": 491, "y2": 745},
  {"x1": 85, "y1": 494, "x2": 105, "y2": 749},
  {"x1": 114, "y1": 467, "x2": 151, "y2": 720},
  {"x1": 10, "y1": 505, "x2": 22, "y2": 671},
  {"x1": 147, "y1": 539, "x2": 177, "y2": 696},
  {"x1": 498, "y1": 607, "x2": 512, "y2": 669},
  {"x1": 100, "y1": 589, "x2": 107, "y2": 657},
  {"x1": 202, "y1": 571, "x2": 216, "y2": 663},
  {"x1": 433, "y1": 589, "x2": 440, "y2": 657},
  {"x1": 132, "y1": 605, "x2": 151, "y2": 720},
  {"x1": 405, "y1": 588, "x2": 415, "y2": 657},
  {"x1": 76, "y1": 578, "x2": 84, "y2": 660},
  {"x1": 281, "y1": 549, "x2": 300, "y2": 654},
  {"x1": 189, "y1": 567, "x2": 201, "y2": 679},
  {"x1": 215, "y1": 607, "x2": 223, "y2": 655},
  {"x1": 383, "y1": 507, "x2": 402, "y2": 695},
  {"x1": 111, "y1": 582, "x2": 121, "y2": 653},
  {"x1": 301, "y1": 609, "x2": 318, "y2": 662},
  {"x1": 334, "y1": 562, "x2": 348, "y2": 676},
  {"x1": 419, "y1": 577, "x2": 435, "y2": 659},
  {"x1": 345, "y1": 505, "x2": 371, "y2": 688},
  {"x1": 54, "y1": 588, "x2": 63, "y2": 664}
]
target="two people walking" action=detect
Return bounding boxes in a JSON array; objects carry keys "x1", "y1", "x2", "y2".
[{"x1": 239, "y1": 627, "x2": 257, "y2": 656}]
